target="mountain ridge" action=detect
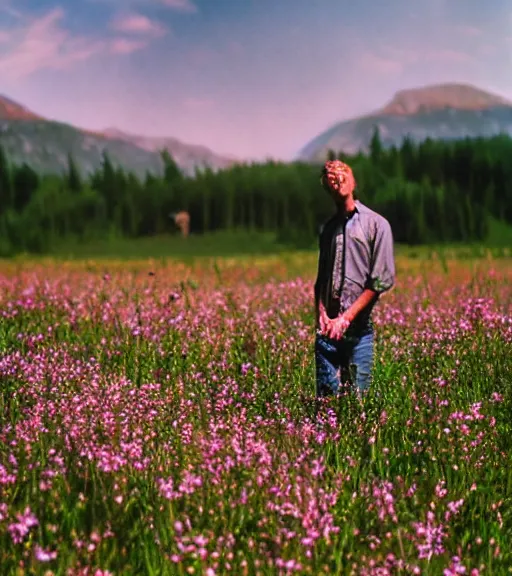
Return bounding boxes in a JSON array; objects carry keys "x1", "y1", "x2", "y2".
[
  {"x1": 0, "y1": 95, "x2": 237, "y2": 176},
  {"x1": 2, "y1": 83, "x2": 512, "y2": 174},
  {"x1": 298, "y1": 83, "x2": 512, "y2": 161},
  {"x1": 0, "y1": 95, "x2": 42, "y2": 121},
  {"x1": 378, "y1": 83, "x2": 512, "y2": 116},
  {"x1": 100, "y1": 127, "x2": 238, "y2": 168}
]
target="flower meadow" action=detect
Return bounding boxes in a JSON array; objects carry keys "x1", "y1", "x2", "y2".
[{"x1": 1, "y1": 255, "x2": 511, "y2": 576}]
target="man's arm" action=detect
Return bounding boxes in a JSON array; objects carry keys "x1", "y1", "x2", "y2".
[
  {"x1": 343, "y1": 288, "x2": 378, "y2": 323},
  {"x1": 346, "y1": 218, "x2": 395, "y2": 321},
  {"x1": 366, "y1": 217, "x2": 395, "y2": 297},
  {"x1": 329, "y1": 217, "x2": 395, "y2": 338},
  {"x1": 328, "y1": 288, "x2": 377, "y2": 339}
]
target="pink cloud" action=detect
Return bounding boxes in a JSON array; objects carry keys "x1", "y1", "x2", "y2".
[
  {"x1": 479, "y1": 44, "x2": 496, "y2": 56},
  {"x1": 359, "y1": 51, "x2": 404, "y2": 75},
  {"x1": 111, "y1": 13, "x2": 166, "y2": 37},
  {"x1": 109, "y1": 38, "x2": 148, "y2": 54},
  {"x1": 159, "y1": 0, "x2": 197, "y2": 13},
  {"x1": 0, "y1": 6, "x2": 164, "y2": 81},
  {"x1": 455, "y1": 25, "x2": 482, "y2": 38},
  {"x1": 424, "y1": 49, "x2": 473, "y2": 63},
  {"x1": 0, "y1": 8, "x2": 103, "y2": 81}
]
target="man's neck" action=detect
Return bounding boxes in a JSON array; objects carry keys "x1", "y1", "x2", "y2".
[{"x1": 336, "y1": 196, "x2": 357, "y2": 217}]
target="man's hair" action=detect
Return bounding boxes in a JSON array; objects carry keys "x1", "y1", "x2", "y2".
[
  {"x1": 321, "y1": 159, "x2": 351, "y2": 176},
  {"x1": 321, "y1": 159, "x2": 358, "y2": 198}
]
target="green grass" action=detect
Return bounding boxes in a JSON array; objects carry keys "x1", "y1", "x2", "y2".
[
  {"x1": 45, "y1": 230, "x2": 295, "y2": 262},
  {"x1": 5, "y1": 219, "x2": 512, "y2": 263},
  {"x1": 486, "y1": 216, "x2": 512, "y2": 247}
]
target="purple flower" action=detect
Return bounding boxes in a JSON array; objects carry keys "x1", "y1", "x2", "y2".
[{"x1": 34, "y1": 545, "x2": 58, "y2": 562}]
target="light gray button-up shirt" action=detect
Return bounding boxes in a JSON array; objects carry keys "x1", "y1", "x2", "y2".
[{"x1": 314, "y1": 200, "x2": 395, "y2": 328}]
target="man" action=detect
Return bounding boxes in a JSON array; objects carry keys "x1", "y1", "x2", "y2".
[{"x1": 314, "y1": 159, "x2": 395, "y2": 399}]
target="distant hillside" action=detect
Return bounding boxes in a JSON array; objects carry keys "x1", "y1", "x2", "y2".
[
  {"x1": 0, "y1": 95, "x2": 42, "y2": 121},
  {"x1": 298, "y1": 83, "x2": 512, "y2": 161},
  {"x1": 101, "y1": 128, "x2": 237, "y2": 174},
  {"x1": 0, "y1": 95, "x2": 237, "y2": 177},
  {"x1": 380, "y1": 83, "x2": 512, "y2": 115}
]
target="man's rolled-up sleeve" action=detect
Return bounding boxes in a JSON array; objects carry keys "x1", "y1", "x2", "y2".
[{"x1": 367, "y1": 218, "x2": 395, "y2": 294}]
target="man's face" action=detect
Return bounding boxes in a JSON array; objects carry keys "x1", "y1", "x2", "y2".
[{"x1": 321, "y1": 162, "x2": 354, "y2": 202}]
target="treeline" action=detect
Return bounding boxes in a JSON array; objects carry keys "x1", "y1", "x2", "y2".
[{"x1": 0, "y1": 129, "x2": 511, "y2": 255}]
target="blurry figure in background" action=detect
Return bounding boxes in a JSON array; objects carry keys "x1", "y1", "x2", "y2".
[
  {"x1": 314, "y1": 159, "x2": 395, "y2": 400},
  {"x1": 169, "y1": 211, "x2": 190, "y2": 238}
]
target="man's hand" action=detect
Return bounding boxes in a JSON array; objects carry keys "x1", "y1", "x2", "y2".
[
  {"x1": 317, "y1": 301, "x2": 351, "y2": 340},
  {"x1": 318, "y1": 300, "x2": 331, "y2": 334},
  {"x1": 327, "y1": 314, "x2": 351, "y2": 340}
]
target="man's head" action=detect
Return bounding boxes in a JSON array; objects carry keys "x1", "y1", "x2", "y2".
[{"x1": 320, "y1": 160, "x2": 356, "y2": 203}]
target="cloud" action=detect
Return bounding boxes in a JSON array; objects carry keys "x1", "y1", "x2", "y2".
[
  {"x1": 0, "y1": 8, "x2": 104, "y2": 81},
  {"x1": 109, "y1": 37, "x2": 148, "y2": 54},
  {"x1": 478, "y1": 44, "x2": 497, "y2": 56},
  {"x1": 0, "y1": 6, "x2": 166, "y2": 81},
  {"x1": 111, "y1": 13, "x2": 166, "y2": 37},
  {"x1": 159, "y1": 0, "x2": 197, "y2": 13},
  {"x1": 424, "y1": 49, "x2": 472, "y2": 63},
  {"x1": 358, "y1": 52, "x2": 404, "y2": 75},
  {"x1": 454, "y1": 24, "x2": 483, "y2": 38},
  {"x1": 86, "y1": 0, "x2": 198, "y2": 11}
]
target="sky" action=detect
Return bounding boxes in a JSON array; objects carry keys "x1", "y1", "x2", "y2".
[{"x1": 0, "y1": 0, "x2": 511, "y2": 161}]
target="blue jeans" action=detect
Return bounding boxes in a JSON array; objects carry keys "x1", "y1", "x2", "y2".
[{"x1": 315, "y1": 329, "x2": 374, "y2": 398}]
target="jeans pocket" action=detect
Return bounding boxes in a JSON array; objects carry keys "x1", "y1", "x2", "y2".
[{"x1": 315, "y1": 333, "x2": 337, "y2": 352}]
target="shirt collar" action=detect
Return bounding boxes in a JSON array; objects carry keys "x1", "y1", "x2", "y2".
[{"x1": 336, "y1": 201, "x2": 359, "y2": 222}]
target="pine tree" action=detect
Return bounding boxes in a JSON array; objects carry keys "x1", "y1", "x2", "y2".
[
  {"x1": 369, "y1": 126, "x2": 383, "y2": 165},
  {"x1": 67, "y1": 153, "x2": 82, "y2": 193},
  {"x1": 0, "y1": 145, "x2": 13, "y2": 214}
]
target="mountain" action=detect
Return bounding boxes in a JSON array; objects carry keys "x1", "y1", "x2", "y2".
[
  {"x1": 101, "y1": 128, "x2": 237, "y2": 173},
  {"x1": 298, "y1": 83, "x2": 512, "y2": 162},
  {"x1": 0, "y1": 95, "x2": 42, "y2": 121},
  {"x1": 0, "y1": 95, "x2": 237, "y2": 177},
  {"x1": 380, "y1": 84, "x2": 512, "y2": 115}
]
